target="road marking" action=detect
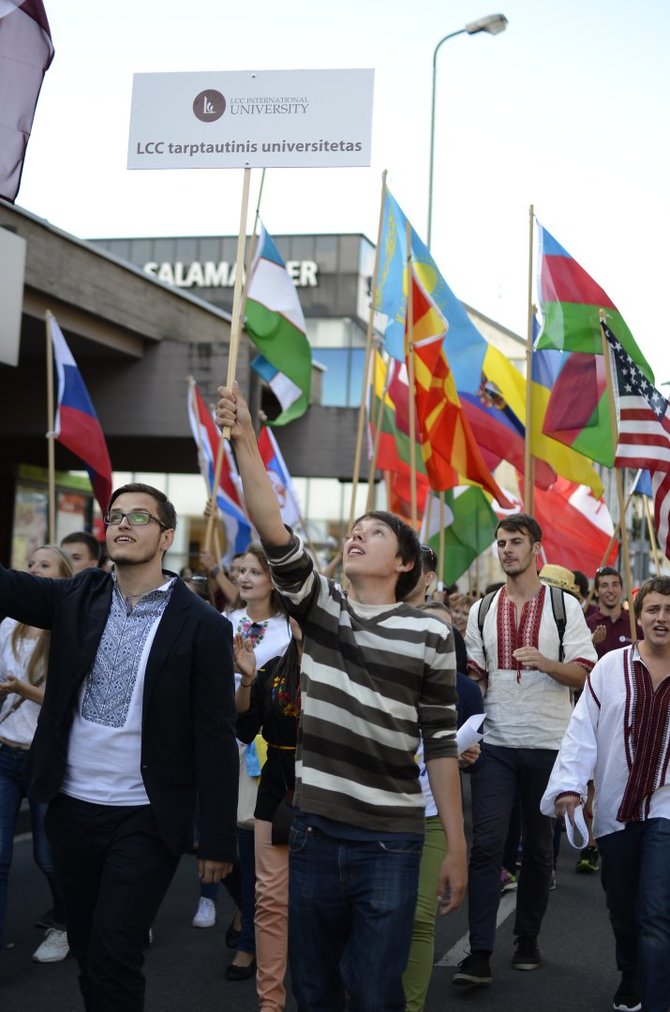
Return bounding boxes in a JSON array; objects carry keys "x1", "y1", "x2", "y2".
[{"x1": 435, "y1": 891, "x2": 517, "y2": 967}]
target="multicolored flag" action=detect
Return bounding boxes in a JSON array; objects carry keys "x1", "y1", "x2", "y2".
[
  {"x1": 245, "y1": 223, "x2": 312, "y2": 426},
  {"x1": 187, "y1": 380, "x2": 251, "y2": 562},
  {"x1": 534, "y1": 223, "x2": 652, "y2": 377},
  {"x1": 50, "y1": 314, "x2": 112, "y2": 514},
  {"x1": 534, "y1": 345, "x2": 614, "y2": 468},
  {"x1": 257, "y1": 426, "x2": 302, "y2": 529},
  {"x1": 407, "y1": 268, "x2": 511, "y2": 506},
  {"x1": 375, "y1": 189, "x2": 604, "y2": 493},
  {"x1": 0, "y1": 0, "x2": 54, "y2": 202},
  {"x1": 604, "y1": 321, "x2": 670, "y2": 472},
  {"x1": 420, "y1": 487, "x2": 498, "y2": 586}
]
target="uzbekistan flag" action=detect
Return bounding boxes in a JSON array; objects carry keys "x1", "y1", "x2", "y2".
[
  {"x1": 0, "y1": 0, "x2": 54, "y2": 202},
  {"x1": 187, "y1": 381, "x2": 251, "y2": 563},
  {"x1": 245, "y1": 223, "x2": 312, "y2": 426},
  {"x1": 257, "y1": 426, "x2": 302, "y2": 529},
  {"x1": 50, "y1": 314, "x2": 112, "y2": 514}
]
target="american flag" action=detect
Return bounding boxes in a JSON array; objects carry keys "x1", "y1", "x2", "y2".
[
  {"x1": 604, "y1": 322, "x2": 670, "y2": 472},
  {"x1": 603, "y1": 321, "x2": 670, "y2": 560}
]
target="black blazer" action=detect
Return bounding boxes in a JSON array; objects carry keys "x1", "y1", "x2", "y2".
[{"x1": 0, "y1": 566, "x2": 238, "y2": 861}]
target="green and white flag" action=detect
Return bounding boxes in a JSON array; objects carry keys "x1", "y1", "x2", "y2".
[
  {"x1": 245, "y1": 223, "x2": 312, "y2": 426},
  {"x1": 420, "y1": 487, "x2": 498, "y2": 585}
]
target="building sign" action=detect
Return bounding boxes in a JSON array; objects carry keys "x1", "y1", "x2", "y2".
[
  {"x1": 143, "y1": 259, "x2": 318, "y2": 289},
  {"x1": 128, "y1": 68, "x2": 374, "y2": 170}
]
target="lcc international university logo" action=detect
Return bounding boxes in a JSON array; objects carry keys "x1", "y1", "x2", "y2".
[{"x1": 192, "y1": 90, "x2": 226, "y2": 122}]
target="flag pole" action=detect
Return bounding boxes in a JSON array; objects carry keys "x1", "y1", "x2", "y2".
[
  {"x1": 45, "y1": 311, "x2": 57, "y2": 544},
  {"x1": 405, "y1": 221, "x2": 418, "y2": 528},
  {"x1": 523, "y1": 205, "x2": 536, "y2": 513},
  {"x1": 600, "y1": 313, "x2": 637, "y2": 639},
  {"x1": 644, "y1": 495, "x2": 663, "y2": 572},
  {"x1": 349, "y1": 170, "x2": 388, "y2": 531},
  {"x1": 437, "y1": 492, "x2": 446, "y2": 591},
  {"x1": 207, "y1": 167, "x2": 252, "y2": 549}
]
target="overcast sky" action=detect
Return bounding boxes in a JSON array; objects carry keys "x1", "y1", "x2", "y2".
[{"x1": 17, "y1": 0, "x2": 670, "y2": 383}]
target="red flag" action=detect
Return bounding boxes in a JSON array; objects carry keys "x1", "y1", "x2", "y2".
[
  {"x1": 407, "y1": 268, "x2": 510, "y2": 505},
  {"x1": 0, "y1": 1, "x2": 54, "y2": 202},
  {"x1": 533, "y1": 478, "x2": 618, "y2": 574}
]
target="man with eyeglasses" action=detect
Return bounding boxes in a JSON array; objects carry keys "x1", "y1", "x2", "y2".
[{"x1": 0, "y1": 482, "x2": 238, "y2": 1012}]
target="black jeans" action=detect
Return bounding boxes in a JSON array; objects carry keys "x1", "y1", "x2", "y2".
[
  {"x1": 45, "y1": 794, "x2": 180, "y2": 1012},
  {"x1": 468, "y1": 745, "x2": 557, "y2": 952},
  {"x1": 599, "y1": 819, "x2": 670, "y2": 1012}
]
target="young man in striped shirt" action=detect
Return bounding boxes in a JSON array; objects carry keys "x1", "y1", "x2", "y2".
[{"x1": 217, "y1": 384, "x2": 466, "y2": 1012}]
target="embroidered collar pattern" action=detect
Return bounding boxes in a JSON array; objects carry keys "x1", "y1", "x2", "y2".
[
  {"x1": 80, "y1": 580, "x2": 175, "y2": 728},
  {"x1": 496, "y1": 584, "x2": 546, "y2": 677}
]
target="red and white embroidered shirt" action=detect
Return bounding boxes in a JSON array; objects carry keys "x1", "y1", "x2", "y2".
[{"x1": 466, "y1": 586, "x2": 596, "y2": 749}]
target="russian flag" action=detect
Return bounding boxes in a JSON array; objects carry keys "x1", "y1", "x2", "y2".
[
  {"x1": 257, "y1": 427, "x2": 302, "y2": 529},
  {"x1": 50, "y1": 314, "x2": 112, "y2": 514},
  {"x1": 187, "y1": 381, "x2": 251, "y2": 563}
]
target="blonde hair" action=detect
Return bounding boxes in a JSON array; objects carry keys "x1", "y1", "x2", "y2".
[{"x1": 11, "y1": 545, "x2": 73, "y2": 685}]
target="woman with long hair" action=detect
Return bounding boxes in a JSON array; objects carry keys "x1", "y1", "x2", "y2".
[
  {"x1": 0, "y1": 545, "x2": 73, "y2": 963},
  {"x1": 235, "y1": 617, "x2": 301, "y2": 1012}
]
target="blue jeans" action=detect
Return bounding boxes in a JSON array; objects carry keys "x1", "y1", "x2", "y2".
[
  {"x1": 599, "y1": 819, "x2": 670, "y2": 1012},
  {"x1": 0, "y1": 742, "x2": 65, "y2": 949},
  {"x1": 288, "y1": 821, "x2": 422, "y2": 1011},
  {"x1": 468, "y1": 745, "x2": 557, "y2": 951}
]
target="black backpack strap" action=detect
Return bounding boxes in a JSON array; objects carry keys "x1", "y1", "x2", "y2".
[
  {"x1": 477, "y1": 590, "x2": 499, "y2": 668},
  {"x1": 548, "y1": 585, "x2": 567, "y2": 662}
]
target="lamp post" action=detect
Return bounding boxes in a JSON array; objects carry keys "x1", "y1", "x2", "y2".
[{"x1": 427, "y1": 13, "x2": 508, "y2": 247}]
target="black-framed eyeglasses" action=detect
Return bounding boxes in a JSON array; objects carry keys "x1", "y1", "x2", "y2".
[{"x1": 104, "y1": 509, "x2": 167, "y2": 529}]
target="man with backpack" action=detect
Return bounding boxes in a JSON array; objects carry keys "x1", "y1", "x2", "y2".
[{"x1": 453, "y1": 514, "x2": 597, "y2": 987}]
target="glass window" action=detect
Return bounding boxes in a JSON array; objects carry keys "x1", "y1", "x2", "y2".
[{"x1": 318, "y1": 348, "x2": 367, "y2": 407}]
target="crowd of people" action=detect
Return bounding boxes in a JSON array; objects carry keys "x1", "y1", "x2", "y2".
[{"x1": 0, "y1": 382, "x2": 667, "y2": 1012}]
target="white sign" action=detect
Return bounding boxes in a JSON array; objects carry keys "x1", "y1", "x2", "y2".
[
  {"x1": 128, "y1": 68, "x2": 374, "y2": 170},
  {"x1": 143, "y1": 259, "x2": 319, "y2": 289}
]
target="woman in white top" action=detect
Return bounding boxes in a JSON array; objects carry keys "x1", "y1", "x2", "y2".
[{"x1": 0, "y1": 545, "x2": 73, "y2": 963}]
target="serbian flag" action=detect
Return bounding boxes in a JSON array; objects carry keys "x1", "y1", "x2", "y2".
[
  {"x1": 0, "y1": 1, "x2": 54, "y2": 202},
  {"x1": 50, "y1": 314, "x2": 112, "y2": 514},
  {"x1": 257, "y1": 426, "x2": 302, "y2": 529},
  {"x1": 187, "y1": 381, "x2": 251, "y2": 563}
]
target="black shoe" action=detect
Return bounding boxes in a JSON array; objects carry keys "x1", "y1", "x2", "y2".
[
  {"x1": 512, "y1": 936, "x2": 541, "y2": 971},
  {"x1": 452, "y1": 951, "x2": 492, "y2": 986},
  {"x1": 612, "y1": 977, "x2": 641, "y2": 1011},
  {"x1": 575, "y1": 844, "x2": 600, "y2": 873},
  {"x1": 225, "y1": 916, "x2": 242, "y2": 949},
  {"x1": 225, "y1": 957, "x2": 256, "y2": 981}
]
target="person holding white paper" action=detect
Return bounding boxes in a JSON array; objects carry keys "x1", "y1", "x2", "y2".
[{"x1": 541, "y1": 576, "x2": 670, "y2": 1012}]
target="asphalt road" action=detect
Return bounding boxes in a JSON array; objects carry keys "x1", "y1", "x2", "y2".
[{"x1": 1, "y1": 786, "x2": 620, "y2": 1012}]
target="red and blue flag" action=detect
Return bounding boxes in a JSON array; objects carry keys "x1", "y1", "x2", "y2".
[{"x1": 50, "y1": 314, "x2": 112, "y2": 514}]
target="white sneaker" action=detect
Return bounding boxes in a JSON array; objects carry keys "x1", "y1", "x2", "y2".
[
  {"x1": 191, "y1": 897, "x2": 216, "y2": 929},
  {"x1": 32, "y1": 927, "x2": 69, "y2": 963}
]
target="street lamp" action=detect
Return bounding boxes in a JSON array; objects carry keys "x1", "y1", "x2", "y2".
[{"x1": 427, "y1": 13, "x2": 508, "y2": 247}]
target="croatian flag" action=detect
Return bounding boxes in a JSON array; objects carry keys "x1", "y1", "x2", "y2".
[
  {"x1": 187, "y1": 381, "x2": 251, "y2": 563},
  {"x1": 0, "y1": 0, "x2": 54, "y2": 202},
  {"x1": 50, "y1": 315, "x2": 112, "y2": 514},
  {"x1": 257, "y1": 426, "x2": 302, "y2": 529}
]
